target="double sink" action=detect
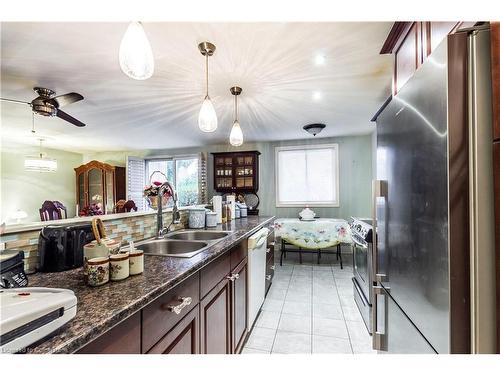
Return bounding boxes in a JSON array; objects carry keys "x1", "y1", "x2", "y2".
[{"x1": 136, "y1": 230, "x2": 231, "y2": 258}]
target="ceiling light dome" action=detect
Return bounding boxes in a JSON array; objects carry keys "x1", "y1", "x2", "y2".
[
  {"x1": 303, "y1": 123, "x2": 326, "y2": 136},
  {"x1": 119, "y1": 21, "x2": 154, "y2": 80}
]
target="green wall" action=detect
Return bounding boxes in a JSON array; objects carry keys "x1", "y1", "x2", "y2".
[
  {"x1": 84, "y1": 134, "x2": 374, "y2": 220},
  {"x1": 0, "y1": 143, "x2": 83, "y2": 223}
]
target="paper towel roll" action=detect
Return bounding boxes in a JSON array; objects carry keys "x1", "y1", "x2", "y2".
[
  {"x1": 227, "y1": 195, "x2": 236, "y2": 220},
  {"x1": 212, "y1": 195, "x2": 223, "y2": 224}
]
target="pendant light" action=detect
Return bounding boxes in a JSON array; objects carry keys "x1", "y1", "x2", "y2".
[
  {"x1": 25, "y1": 138, "x2": 57, "y2": 172},
  {"x1": 229, "y1": 86, "x2": 243, "y2": 146},
  {"x1": 198, "y1": 42, "x2": 218, "y2": 133},
  {"x1": 119, "y1": 21, "x2": 154, "y2": 80}
]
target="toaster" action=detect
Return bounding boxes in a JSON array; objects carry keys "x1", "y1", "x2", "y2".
[{"x1": 38, "y1": 223, "x2": 95, "y2": 272}]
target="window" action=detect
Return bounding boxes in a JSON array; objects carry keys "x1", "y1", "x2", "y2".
[
  {"x1": 127, "y1": 153, "x2": 207, "y2": 210},
  {"x1": 275, "y1": 144, "x2": 339, "y2": 207}
]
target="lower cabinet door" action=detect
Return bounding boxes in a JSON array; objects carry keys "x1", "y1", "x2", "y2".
[
  {"x1": 200, "y1": 276, "x2": 231, "y2": 354},
  {"x1": 231, "y1": 258, "x2": 248, "y2": 354},
  {"x1": 147, "y1": 305, "x2": 200, "y2": 354}
]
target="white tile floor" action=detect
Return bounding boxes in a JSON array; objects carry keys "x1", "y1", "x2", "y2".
[{"x1": 242, "y1": 250, "x2": 377, "y2": 354}]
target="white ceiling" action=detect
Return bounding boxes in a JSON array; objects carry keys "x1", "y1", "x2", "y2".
[{"x1": 0, "y1": 22, "x2": 393, "y2": 153}]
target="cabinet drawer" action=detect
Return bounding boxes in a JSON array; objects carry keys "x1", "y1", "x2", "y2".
[
  {"x1": 200, "y1": 252, "x2": 230, "y2": 298},
  {"x1": 142, "y1": 272, "x2": 200, "y2": 352},
  {"x1": 76, "y1": 311, "x2": 141, "y2": 354},
  {"x1": 146, "y1": 305, "x2": 199, "y2": 354},
  {"x1": 230, "y1": 240, "x2": 247, "y2": 270}
]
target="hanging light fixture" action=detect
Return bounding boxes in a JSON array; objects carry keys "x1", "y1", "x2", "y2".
[
  {"x1": 303, "y1": 123, "x2": 326, "y2": 136},
  {"x1": 229, "y1": 86, "x2": 243, "y2": 146},
  {"x1": 198, "y1": 42, "x2": 218, "y2": 133},
  {"x1": 119, "y1": 21, "x2": 154, "y2": 80},
  {"x1": 24, "y1": 138, "x2": 57, "y2": 172}
]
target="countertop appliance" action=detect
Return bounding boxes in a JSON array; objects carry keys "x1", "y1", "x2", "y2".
[
  {"x1": 38, "y1": 223, "x2": 94, "y2": 272},
  {"x1": 247, "y1": 227, "x2": 269, "y2": 329},
  {"x1": 348, "y1": 217, "x2": 373, "y2": 334},
  {"x1": 372, "y1": 27, "x2": 496, "y2": 353},
  {"x1": 0, "y1": 250, "x2": 28, "y2": 288},
  {"x1": 0, "y1": 287, "x2": 77, "y2": 353}
]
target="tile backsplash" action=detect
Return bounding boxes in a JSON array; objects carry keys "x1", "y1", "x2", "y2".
[{"x1": 0, "y1": 211, "x2": 188, "y2": 274}]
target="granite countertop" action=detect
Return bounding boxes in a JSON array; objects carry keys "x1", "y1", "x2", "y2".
[{"x1": 25, "y1": 216, "x2": 275, "y2": 354}]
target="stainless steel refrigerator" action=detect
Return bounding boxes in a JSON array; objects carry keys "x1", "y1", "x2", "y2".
[{"x1": 372, "y1": 27, "x2": 496, "y2": 354}]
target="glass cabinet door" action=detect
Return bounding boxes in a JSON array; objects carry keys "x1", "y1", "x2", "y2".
[
  {"x1": 78, "y1": 173, "x2": 85, "y2": 209},
  {"x1": 88, "y1": 168, "x2": 104, "y2": 208},
  {"x1": 105, "y1": 170, "x2": 114, "y2": 213}
]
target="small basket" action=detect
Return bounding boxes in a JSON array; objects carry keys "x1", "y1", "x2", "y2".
[{"x1": 146, "y1": 170, "x2": 171, "y2": 210}]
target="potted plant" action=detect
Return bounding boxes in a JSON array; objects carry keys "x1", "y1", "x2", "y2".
[{"x1": 143, "y1": 181, "x2": 172, "y2": 209}]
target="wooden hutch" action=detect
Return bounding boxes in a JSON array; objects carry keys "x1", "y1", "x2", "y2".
[{"x1": 75, "y1": 160, "x2": 126, "y2": 214}]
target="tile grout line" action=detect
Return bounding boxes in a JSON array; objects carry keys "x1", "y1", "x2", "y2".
[{"x1": 332, "y1": 267, "x2": 354, "y2": 354}]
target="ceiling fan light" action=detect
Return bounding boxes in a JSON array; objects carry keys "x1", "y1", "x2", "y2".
[
  {"x1": 119, "y1": 21, "x2": 154, "y2": 80},
  {"x1": 198, "y1": 96, "x2": 218, "y2": 132},
  {"x1": 230, "y1": 120, "x2": 243, "y2": 147}
]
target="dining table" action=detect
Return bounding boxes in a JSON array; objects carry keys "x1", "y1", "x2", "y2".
[{"x1": 273, "y1": 218, "x2": 353, "y2": 267}]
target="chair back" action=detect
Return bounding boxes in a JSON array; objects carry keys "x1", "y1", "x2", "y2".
[
  {"x1": 39, "y1": 200, "x2": 68, "y2": 221},
  {"x1": 115, "y1": 200, "x2": 137, "y2": 213}
]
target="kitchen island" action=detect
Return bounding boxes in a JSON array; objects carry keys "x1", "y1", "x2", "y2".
[{"x1": 25, "y1": 216, "x2": 275, "y2": 354}]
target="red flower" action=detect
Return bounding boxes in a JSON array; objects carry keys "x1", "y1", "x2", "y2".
[{"x1": 152, "y1": 181, "x2": 162, "y2": 186}]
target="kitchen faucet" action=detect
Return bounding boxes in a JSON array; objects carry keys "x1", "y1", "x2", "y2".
[{"x1": 156, "y1": 181, "x2": 180, "y2": 238}]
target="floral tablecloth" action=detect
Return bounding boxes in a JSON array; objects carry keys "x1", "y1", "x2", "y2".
[{"x1": 274, "y1": 218, "x2": 352, "y2": 250}]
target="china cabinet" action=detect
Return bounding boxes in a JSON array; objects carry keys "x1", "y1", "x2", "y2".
[
  {"x1": 74, "y1": 160, "x2": 126, "y2": 214},
  {"x1": 212, "y1": 151, "x2": 260, "y2": 193}
]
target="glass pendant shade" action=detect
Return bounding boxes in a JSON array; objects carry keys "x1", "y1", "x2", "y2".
[
  {"x1": 198, "y1": 96, "x2": 218, "y2": 132},
  {"x1": 229, "y1": 120, "x2": 243, "y2": 146},
  {"x1": 119, "y1": 21, "x2": 154, "y2": 80},
  {"x1": 24, "y1": 155, "x2": 58, "y2": 172}
]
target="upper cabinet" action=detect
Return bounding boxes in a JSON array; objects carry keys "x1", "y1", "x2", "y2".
[
  {"x1": 380, "y1": 21, "x2": 477, "y2": 94},
  {"x1": 212, "y1": 151, "x2": 260, "y2": 193},
  {"x1": 74, "y1": 160, "x2": 126, "y2": 214}
]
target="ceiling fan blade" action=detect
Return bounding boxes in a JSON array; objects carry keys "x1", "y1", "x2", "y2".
[
  {"x1": 0, "y1": 97, "x2": 31, "y2": 105},
  {"x1": 50, "y1": 92, "x2": 84, "y2": 108},
  {"x1": 56, "y1": 109, "x2": 85, "y2": 127}
]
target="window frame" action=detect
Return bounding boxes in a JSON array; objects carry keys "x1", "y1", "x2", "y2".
[
  {"x1": 274, "y1": 143, "x2": 340, "y2": 208},
  {"x1": 145, "y1": 154, "x2": 200, "y2": 206}
]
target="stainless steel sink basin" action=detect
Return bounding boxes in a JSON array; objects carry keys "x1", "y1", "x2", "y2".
[
  {"x1": 165, "y1": 230, "x2": 230, "y2": 241},
  {"x1": 136, "y1": 240, "x2": 209, "y2": 258}
]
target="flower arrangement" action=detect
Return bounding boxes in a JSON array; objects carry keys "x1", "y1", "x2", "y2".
[
  {"x1": 143, "y1": 181, "x2": 172, "y2": 209},
  {"x1": 79, "y1": 203, "x2": 103, "y2": 216}
]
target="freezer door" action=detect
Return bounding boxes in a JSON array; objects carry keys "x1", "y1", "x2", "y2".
[{"x1": 375, "y1": 36, "x2": 451, "y2": 354}]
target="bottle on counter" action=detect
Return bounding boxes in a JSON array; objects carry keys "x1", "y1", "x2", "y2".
[{"x1": 222, "y1": 202, "x2": 227, "y2": 224}]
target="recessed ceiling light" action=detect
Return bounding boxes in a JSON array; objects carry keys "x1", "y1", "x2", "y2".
[
  {"x1": 314, "y1": 54, "x2": 326, "y2": 65},
  {"x1": 312, "y1": 91, "x2": 322, "y2": 101}
]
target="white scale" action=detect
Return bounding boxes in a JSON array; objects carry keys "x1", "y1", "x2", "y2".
[{"x1": 0, "y1": 288, "x2": 77, "y2": 353}]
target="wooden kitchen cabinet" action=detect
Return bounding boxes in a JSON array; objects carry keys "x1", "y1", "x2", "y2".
[
  {"x1": 76, "y1": 312, "x2": 141, "y2": 354},
  {"x1": 74, "y1": 160, "x2": 125, "y2": 214},
  {"x1": 230, "y1": 258, "x2": 248, "y2": 354},
  {"x1": 200, "y1": 276, "x2": 232, "y2": 354},
  {"x1": 380, "y1": 21, "x2": 477, "y2": 94},
  {"x1": 212, "y1": 151, "x2": 260, "y2": 193},
  {"x1": 146, "y1": 306, "x2": 200, "y2": 354}
]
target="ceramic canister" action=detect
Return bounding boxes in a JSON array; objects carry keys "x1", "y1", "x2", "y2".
[
  {"x1": 86, "y1": 257, "x2": 109, "y2": 287},
  {"x1": 188, "y1": 208, "x2": 206, "y2": 229},
  {"x1": 109, "y1": 253, "x2": 129, "y2": 281},
  {"x1": 129, "y1": 250, "x2": 144, "y2": 275},
  {"x1": 83, "y1": 242, "x2": 110, "y2": 276},
  {"x1": 206, "y1": 211, "x2": 217, "y2": 227}
]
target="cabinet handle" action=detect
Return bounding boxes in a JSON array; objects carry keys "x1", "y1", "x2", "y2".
[
  {"x1": 226, "y1": 273, "x2": 239, "y2": 281},
  {"x1": 266, "y1": 248, "x2": 271, "y2": 253},
  {"x1": 269, "y1": 242, "x2": 275, "y2": 247},
  {"x1": 165, "y1": 297, "x2": 192, "y2": 315},
  {"x1": 266, "y1": 275, "x2": 272, "y2": 280},
  {"x1": 270, "y1": 265, "x2": 275, "y2": 270}
]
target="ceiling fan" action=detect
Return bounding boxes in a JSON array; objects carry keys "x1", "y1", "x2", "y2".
[{"x1": 0, "y1": 87, "x2": 86, "y2": 127}]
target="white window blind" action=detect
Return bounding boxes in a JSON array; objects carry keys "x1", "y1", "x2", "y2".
[
  {"x1": 275, "y1": 144, "x2": 339, "y2": 207},
  {"x1": 126, "y1": 156, "x2": 146, "y2": 211}
]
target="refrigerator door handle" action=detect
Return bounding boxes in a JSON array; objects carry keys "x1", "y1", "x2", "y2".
[{"x1": 373, "y1": 285, "x2": 389, "y2": 351}]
